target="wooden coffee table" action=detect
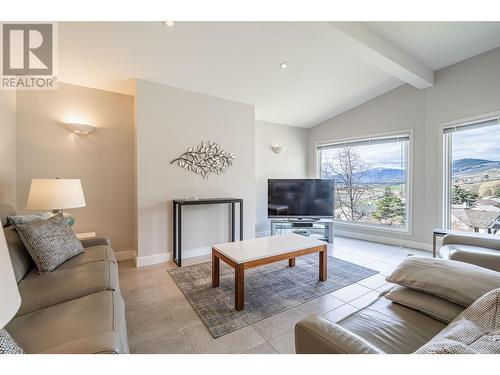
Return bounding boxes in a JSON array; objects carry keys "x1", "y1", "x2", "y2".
[{"x1": 211, "y1": 233, "x2": 328, "y2": 310}]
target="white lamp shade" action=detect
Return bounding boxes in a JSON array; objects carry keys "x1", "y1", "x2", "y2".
[
  {"x1": 0, "y1": 228, "x2": 21, "y2": 328},
  {"x1": 27, "y1": 179, "x2": 86, "y2": 210}
]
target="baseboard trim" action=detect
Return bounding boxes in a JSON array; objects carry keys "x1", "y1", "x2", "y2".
[
  {"x1": 135, "y1": 252, "x2": 172, "y2": 267},
  {"x1": 334, "y1": 229, "x2": 432, "y2": 252},
  {"x1": 256, "y1": 230, "x2": 271, "y2": 238},
  {"x1": 133, "y1": 246, "x2": 220, "y2": 268},
  {"x1": 132, "y1": 228, "x2": 432, "y2": 268},
  {"x1": 114, "y1": 250, "x2": 136, "y2": 262},
  {"x1": 182, "y1": 246, "x2": 212, "y2": 259}
]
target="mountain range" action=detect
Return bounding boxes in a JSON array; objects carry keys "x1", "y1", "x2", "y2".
[
  {"x1": 356, "y1": 167, "x2": 405, "y2": 184},
  {"x1": 331, "y1": 159, "x2": 500, "y2": 184},
  {"x1": 452, "y1": 158, "x2": 500, "y2": 175}
]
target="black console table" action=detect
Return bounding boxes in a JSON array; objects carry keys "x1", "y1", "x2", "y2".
[{"x1": 172, "y1": 198, "x2": 243, "y2": 266}]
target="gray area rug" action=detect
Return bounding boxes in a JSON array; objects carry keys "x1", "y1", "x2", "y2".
[{"x1": 168, "y1": 255, "x2": 378, "y2": 337}]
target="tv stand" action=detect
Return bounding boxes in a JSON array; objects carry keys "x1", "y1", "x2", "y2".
[{"x1": 270, "y1": 218, "x2": 334, "y2": 243}]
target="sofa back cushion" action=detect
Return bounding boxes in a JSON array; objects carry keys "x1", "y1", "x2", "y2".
[
  {"x1": 4, "y1": 226, "x2": 33, "y2": 283},
  {"x1": 385, "y1": 285, "x2": 464, "y2": 323},
  {"x1": 386, "y1": 256, "x2": 500, "y2": 307},
  {"x1": 0, "y1": 204, "x2": 16, "y2": 227}
]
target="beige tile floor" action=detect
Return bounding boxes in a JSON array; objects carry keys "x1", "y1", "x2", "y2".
[{"x1": 119, "y1": 236, "x2": 430, "y2": 354}]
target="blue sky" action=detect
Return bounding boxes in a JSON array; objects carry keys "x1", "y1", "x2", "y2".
[
  {"x1": 452, "y1": 124, "x2": 500, "y2": 161},
  {"x1": 322, "y1": 142, "x2": 405, "y2": 170},
  {"x1": 322, "y1": 124, "x2": 500, "y2": 171}
]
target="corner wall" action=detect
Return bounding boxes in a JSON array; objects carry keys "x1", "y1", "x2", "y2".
[
  {"x1": 135, "y1": 80, "x2": 256, "y2": 264},
  {"x1": 255, "y1": 121, "x2": 308, "y2": 236},
  {"x1": 15, "y1": 83, "x2": 136, "y2": 255},
  {"x1": 307, "y1": 47, "x2": 500, "y2": 249},
  {"x1": 0, "y1": 91, "x2": 17, "y2": 207}
]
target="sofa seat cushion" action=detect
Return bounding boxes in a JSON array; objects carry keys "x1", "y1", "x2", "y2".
[
  {"x1": 55, "y1": 245, "x2": 117, "y2": 270},
  {"x1": 17, "y1": 260, "x2": 119, "y2": 317},
  {"x1": 440, "y1": 244, "x2": 500, "y2": 272},
  {"x1": 6, "y1": 291, "x2": 129, "y2": 354},
  {"x1": 338, "y1": 297, "x2": 446, "y2": 353}
]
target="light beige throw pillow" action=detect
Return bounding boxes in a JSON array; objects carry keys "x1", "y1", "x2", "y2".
[
  {"x1": 386, "y1": 256, "x2": 500, "y2": 307},
  {"x1": 385, "y1": 285, "x2": 464, "y2": 323}
]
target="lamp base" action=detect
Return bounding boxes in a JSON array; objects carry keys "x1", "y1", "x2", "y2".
[{"x1": 48, "y1": 211, "x2": 75, "y2": 226}]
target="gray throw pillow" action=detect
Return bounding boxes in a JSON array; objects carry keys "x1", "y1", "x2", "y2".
[
  {"x1": 7, "y1": 212, "x2": 53, "y2": 226},
  {"x1": 13, "y1": 214, "x2": 84, "y2": 272},
  {"x1": 0, "y1": 329, "x2": 24, "y2": 354}
]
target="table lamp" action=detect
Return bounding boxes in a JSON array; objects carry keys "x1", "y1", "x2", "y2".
[
  {"x1": 0, "y1": 228, "x2": 21, "y2": 331},
  {"x1": 26, "y1": 178, "x2": 86, "y2": 226}
]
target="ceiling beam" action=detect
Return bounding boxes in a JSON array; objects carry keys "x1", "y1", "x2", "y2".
[{"x1": 329, "y1": 22, "x2": 434, "y2": 89}]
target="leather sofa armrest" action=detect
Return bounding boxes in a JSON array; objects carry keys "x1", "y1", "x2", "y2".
[
  {"x1": 37, "y1": 332, "x2": 127, "y2": 354},
  {"x1": 442, "y1": 234, "x2": 500, "y2": 250},
  {"x1": 80, "y1": 237, "x2": 112, "y2": 248},
  {"x1": 294, "y1": 315, "x2": 383, "y2": 354},
  {"x1": 447, "y1": 249, "x2": 500, "y2": 273}
]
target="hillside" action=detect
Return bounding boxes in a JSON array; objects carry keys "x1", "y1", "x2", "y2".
[
  {"x1": 452, "y1": 158, "x2": 500, "y2": 175},
  {"x1": 356, "y1": 167, "x2": 406, "y2": 184},
  {"x1": 330, "y1": 159, "x2": 500, "y2": 185}
]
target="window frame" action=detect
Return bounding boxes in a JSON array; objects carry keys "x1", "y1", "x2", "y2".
[
  {"x1": 441, "y1": 112, "x2": 500, "y2": 230},
  {"x1": 315, "y1": 129, "x2": 414, "y2": 235}
]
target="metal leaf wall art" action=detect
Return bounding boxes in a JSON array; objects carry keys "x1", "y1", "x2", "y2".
[{"x1": 170, "y1": 141, "x2": 235, "y2": 179}]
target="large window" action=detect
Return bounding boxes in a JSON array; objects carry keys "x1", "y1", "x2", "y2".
[
  {"x1": 318, "y1": 133, "x2": 410, "y2": 230},
  {"x1": 443, "y1": 116, "x2": 500, "y2": 233}
]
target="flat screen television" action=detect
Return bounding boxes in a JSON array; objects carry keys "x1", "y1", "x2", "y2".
[{"x1": 268, "y1": 179, "x2": 335, "y2": 219}]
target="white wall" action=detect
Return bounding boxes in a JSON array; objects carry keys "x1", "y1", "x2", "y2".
[
  {"x1": 136, "y1": 80, "x2": 256, "y2": 263},
  {"x1": 307, "y1": 84, "x2": 426, "y2": 248},
  {"x1": 0, "y1": 91, "x2": 16, "y2": 207},
  {"x1": 424, "y1": 47, "x2": 500, "y2": 244},
  {"x1": 307, "y1": 47, "x2": 500, "y2": 249},
  {"x1": 255, "y1": 121, "x2": 308, "y2": 235}
]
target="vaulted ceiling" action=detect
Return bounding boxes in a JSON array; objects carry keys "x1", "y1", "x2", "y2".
[{"x1": 58, "y1": 21, "x2": 500, "y2": 128}]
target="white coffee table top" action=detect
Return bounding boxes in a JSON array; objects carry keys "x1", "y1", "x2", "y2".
[{"x1": 212, "y1": 234, "x2": 326, "y2": 264}]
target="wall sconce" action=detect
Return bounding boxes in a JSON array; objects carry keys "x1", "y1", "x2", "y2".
[
  {"x1": 271, "y1": 144, "x2": 284, "y2": 154},
  {"x1": 65, "y1": 123, "x2": 96, "y2": 136}
]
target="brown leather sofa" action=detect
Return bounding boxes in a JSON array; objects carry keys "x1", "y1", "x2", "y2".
[
  {"x1": 295, "y1": 246, "x2": 500, "y2": 354},
  {"x1": 1, "y1": 204, "x2": 129, "y2": 354}
]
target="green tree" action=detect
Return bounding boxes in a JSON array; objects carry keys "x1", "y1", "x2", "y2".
[
  {"x1": 452, "y1": 185, "x2": 478, "y2": 207},
  {"x1": 373, "y1": 187, "x2": 405, "y2": 225},
  {"x1": 495, "y1": 187, "x2": 500, "y2": 198}
]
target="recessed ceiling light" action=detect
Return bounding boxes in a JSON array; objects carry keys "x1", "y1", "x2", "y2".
[
  {"x1": 163, "y1": 21, "x2": 175, "y2": 27},
  {"x1": 280, "y1": 62, "x2": 288, "y2": 69}
]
